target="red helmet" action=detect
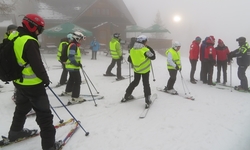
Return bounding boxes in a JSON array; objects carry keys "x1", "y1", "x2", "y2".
[{"x1": 22, "y1": 14, "x2": 45, "y2": 33}]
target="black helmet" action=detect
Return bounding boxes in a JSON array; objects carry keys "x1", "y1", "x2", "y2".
[
  {"x1": 7, "y1": 24, "x2": 17, "y2": 31},
  {"x1": 113, "y1": 33, "x2": 120, "y2": 38},
  {"x1": 236, "y1": 37, "x2": 246, "y2": 43}
]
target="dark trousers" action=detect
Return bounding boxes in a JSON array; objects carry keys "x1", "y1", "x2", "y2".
[
  {"x1": 238, "y1": 66, "x2": 248, "y2": 90},
  {"x1": 59, "y1": 62, "x2": 68, "y2": 85},
  {"x1": 216, "y1": 60, "x2": 227, "y2": 83},
  {"x1": 11, "y1": 83, "x2": 55, "y2": 149},
  {"x1": 125, "y1": 71, "x2": 151, "y2": 97},
  {"x1": 106, "y1": 58, "x2": 122, "y2": 78},
  {"x1": 203, "y1": 61, "x2": 214, "y2": 84},
  {"x1": 91, "y1": 51, "x2": 97, "y2": 60},
  {"x1": 166, "y1": 69, "x2": 178, "y2": 90},
  {"x1": 200, "y1": 61, "x2": 205, "y2": 81},
  {"x1": 65, "y1": 70, "x2": 81, "y2": 98},
  {"x1": 190, "y1": 59, "x2": 198, "y2": 81}
]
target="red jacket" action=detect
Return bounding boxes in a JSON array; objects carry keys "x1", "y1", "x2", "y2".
[
  {"x1": 204, "y1": 45, "x2": 216, "y2": 61},
  {"x1": 215, "y1": 45, "x2": 229, "y2": 61},
  {"x1": 189, "y1": 41, "x2": 200, "y2": 60}
]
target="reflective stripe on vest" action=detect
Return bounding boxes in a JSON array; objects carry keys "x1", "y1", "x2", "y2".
[
  {"x1": 166, "y1": 48, "x2": 181, "y2": 69},
  {"x1": 65, "y1": 43, "x2": 81, "y2": 70},
  {"x1": 109, "y1": 39, "x2": 120, "y2": 59},
  {"x1": 8, "y1": 32, "x2": 42, "y2": 85},
  {"x1": 130, "y1": 47, "x2": 151, "y2": 74}
]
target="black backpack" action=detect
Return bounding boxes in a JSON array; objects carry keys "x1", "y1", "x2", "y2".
[
  {"x1": 60, "y1": 42, "x2": 70, "y2": 62},
  {"x1": 0, "y1": 36, "x2": 27, "y2": 83}
]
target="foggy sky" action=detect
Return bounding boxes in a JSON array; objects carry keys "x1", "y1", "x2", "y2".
[{"x1": 124, "y1": 0, "x2": 250, "y2": 53}]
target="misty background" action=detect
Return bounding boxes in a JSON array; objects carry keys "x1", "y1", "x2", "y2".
[
  {"x1": 1, "y1": 0, "x2": 250, "y2": 57},
  {"x1": 124, "y1": 0, "x2": 250, "y2": 56}
]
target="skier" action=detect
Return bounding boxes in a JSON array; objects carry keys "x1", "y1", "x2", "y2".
[
  {"x1": 121, "y1": 35, "x2": 155, "y2": 108},
  {"x1": 203, "y1": 36, "x2": 216, "y2": 85},
  {"x1": 90, "y1": 37, "x2": 100, "y2": 60},
  {"x1": 7, "y1": 14, "x2": 62, "y2": 150},
  {"x1": 61, "y1": 31, "x2": 86, "y2": 103},
  {"x1": 55, "y1": 33, "x2": 73, "y2": 87},
  {"x1": 105, "y1": 33, "x2": 124, "y2": 80},
  {"x1": 164, "y1": 41, "x2": 182, "y2": 94},
  {"x1": 189, "y1": 36, "x2": 201, "y2": 84},
  {"x1": 215, "y1": 39, "x2": 230, "y2": 84},
  {"x1": 199, "y1": 37, "x2": 208, "y2": 81},
  {"x1": 228, "y1": 37, "x2": 250, "y2": 91}
]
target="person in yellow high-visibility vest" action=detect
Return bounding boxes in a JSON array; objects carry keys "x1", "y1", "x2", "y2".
[
  {"x1": 105, "y1": 33, "x2": 124, "y2": 80},
  {"x1": 164, "y1": 41, "x2": 182, "y2": 94},
  {"x1": 121, "y1": 35, "x2": 156, "y2": 108},
  {"x1": 7, "y1": 14, "x2": 62, "y2": 150},
  {"x1": 55, "y1": 33, "x2": 73, "y2": 87}
]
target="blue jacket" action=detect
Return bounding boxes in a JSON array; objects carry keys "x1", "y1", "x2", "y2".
[{"x1": 90, "y1": 40, "x2": 100, "y2": 52}]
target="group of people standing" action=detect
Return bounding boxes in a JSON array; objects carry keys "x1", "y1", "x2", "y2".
[{"x1": 189, "y1": 36, "x2": 250, "y2": 91}]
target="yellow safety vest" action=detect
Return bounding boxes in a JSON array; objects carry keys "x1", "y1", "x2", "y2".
[
  {"x1": 8, "y1": 31, "x2": 42, "y2": 85},
  {"x1": 130, "y1": 46, "x2": 151, "y2": 74},
  {"x1": 57, "y1": 41, "x2": 68, "y2": 61},
  {"x1": 166, "y1": 48, "x2": 181, "y2": 70},
  {"x1": 109, "y1": 38, "x2": 121, "y2": 59},
  {"x1": 65, "y1": 43, "x2": 81, "y2": 70}
]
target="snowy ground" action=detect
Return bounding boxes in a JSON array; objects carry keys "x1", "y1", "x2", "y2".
[{"x1": 0, "y1": 50, "x2": 250, "y2": 150}]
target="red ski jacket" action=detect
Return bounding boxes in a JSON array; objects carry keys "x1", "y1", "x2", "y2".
[
  {"x1": 215, "y1": 45, "x2": 229, "y2": 61},
  {"x1": 204, "y1": 45, "x2": 216, "y2": 61},
  {"x1": 189, "y1": 41, "x2": 200, "y2": 60}
]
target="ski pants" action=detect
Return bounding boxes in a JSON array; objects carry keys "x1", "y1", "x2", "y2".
[
  {"x1": 125, "y1": 71, "x2": 151, "y2": 97},
  {"x1": 91, "y1": 51, "x2": 97, "y2": 60},
  {"x1": 106, "y1": 58, "x2": 122, "y2": 78},
  {"x1": 216, "y1": 60, "x2": 227, "y2": 83},
  {"x1": 59, "y1": 62, "x2": 68, "y2": 85},
  {"x1": 65, "y1": 70, "x2": 81, "y2": 98},
  {"x1": 166, "y1": 69, "x2": 178, "y2": 90},
  {"x1": 200, "y1": 61, "x2": 205, "y2": 81},
  {"x1": 203, "y1": 61, "x2": 214, "y2": 84},
  {"x1": 11, "y1": 83, "x2": 55, "y2": 149},
  {"x1": 238, "y1": 65, "x2": 248, "y2": 90},
  {"x1": 190, "y1": 59, "x2": 198, "y2": 81}
]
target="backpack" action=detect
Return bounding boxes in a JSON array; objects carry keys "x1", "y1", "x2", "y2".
[
  {"x1": 60, "y1": 43, "x2": 75, "y2": 62},
  {"x1": 0, "y1": 36, "x2": 27, "y2": 83}
]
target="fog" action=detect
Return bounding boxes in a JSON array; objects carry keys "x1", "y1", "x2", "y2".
[{"x1": 123, "y1": 0, "x2": 250, "y2": 55}]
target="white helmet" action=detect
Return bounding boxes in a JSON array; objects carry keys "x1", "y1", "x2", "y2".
[
  {"x1": 136, "y1": 35, "x2": 148, "y2": 43},
  {"x1": 172, "y1": 41, "x2": 181, "y2": 49},
  {"x1": 72, "y1": 31, "x2": 85, "y2": 43}
]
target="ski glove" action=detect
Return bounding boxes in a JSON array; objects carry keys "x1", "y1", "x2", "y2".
[
  {"x1": 44, "y1": 81, "x2": 51, "y2": 87},
  {"x1": 175, "y1": 65, "x2": 180, "y2": 70},
  {"x1": 78, "y1": 63, "x2": 83, "y2": 68},
  {"x1": 119, "y1": 56, "x2": 123, "y2": 61}
]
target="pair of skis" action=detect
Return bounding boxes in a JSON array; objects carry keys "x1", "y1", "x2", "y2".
[
  {"x1": 156, "y1": 87, "x2": 195, "y2": 100},
  {"x1": 0, "y1": 118, "x2": 79, "y2": 149},
  {"x1": 120, "y1": 93, "x2": 158, "y2": 119}
]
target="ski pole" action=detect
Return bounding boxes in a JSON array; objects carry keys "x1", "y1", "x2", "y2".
[
  {"x1": 151, "y1": 63, "x2": 156, "y2": 81},
  {"x1": 179, "y1": 71, "x2": 191, "y2": 95},
  {"x1": 48, "y1": 86, "x2": 90, "y2": 136},
  {"x1": 81, "y1": 68, "x2": 99, "y2": 94},
  {"x1": 81, "y1": 68, "x2": 97, "y2": 107},
  {"x1": 50, "y1": 104, "x2": 64, "y2": 123},
  {"x1": 230, "y1": 61, "x2": 233, "y2": 92}
]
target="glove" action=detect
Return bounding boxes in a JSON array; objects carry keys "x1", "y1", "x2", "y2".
[
  {"x1": 120, "y1": 56, "x2": 123, "y2": 61},
  {"x1": 78, "y1": 63, "x2": 83, "y2": 68},
  {"x1": 175, "y1": 65, "x2": 179, "y2": 70},
  {"x1": 44, "y1": 81, "x2": 51, "y2": 87}
]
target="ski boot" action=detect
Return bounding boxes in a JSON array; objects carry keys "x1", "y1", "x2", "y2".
[
  {"x1": 45, "y1": 140, "x2": 64, "y2": 150},
  {"x1": 121, "y1": 95, "x2": 134, "y2": 102},
  {"x1": 8, "y1": 128, "x2": 38, "y2": 142},
  {"x1": 145, "y1": 95, "x2": 152, "y2": 108}
]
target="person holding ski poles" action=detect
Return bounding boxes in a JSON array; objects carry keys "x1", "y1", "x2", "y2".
[
  {"x1": 164, "y1": 41, "x2": 182, "y2": 95},
  {"x1": 121, "y1": 35, "x2": 156, "y2": 108},
  {"x1": 228, "y1": 37, "x2": 250, "y2": 92}
]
